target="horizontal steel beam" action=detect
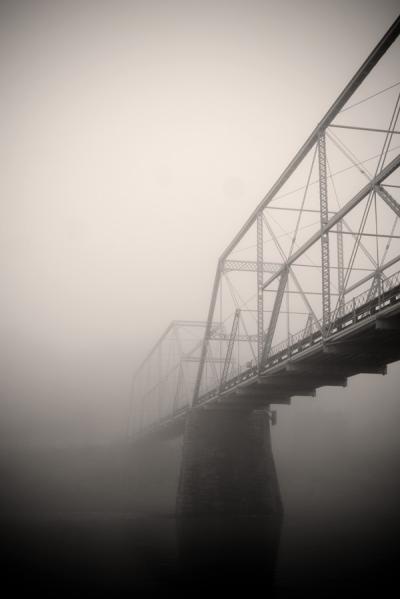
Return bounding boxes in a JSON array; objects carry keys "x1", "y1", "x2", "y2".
[
  {"x1": 257, "y1": 375, "x2": 347, "y2": 387},
  {"x1": 233, "y1": 390, "x2": 292, "y2": 402},
  {"x1": 323, "y1": 342, "x2": 372, "y2": 355},
  {"x1": 376, "y1": 317, "x2": 400, "y2": 330},
  {"x1": 329, "y1": 124, "x2": 400, "y2": 134},
  {"x1": 286, "y1": 361, "x2": 386, "y2": 375},
  {"x1": 181, "y1": 356, "x2": 225, "y2": 363},
  {"x1": 223, "y1": 260, "x2": 281, "y2": 273}
]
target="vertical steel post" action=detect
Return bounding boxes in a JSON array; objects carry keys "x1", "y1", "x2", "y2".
[
  {"x1": 220, "y1": 309, "x2": 240, "y2": 390},
  {"x1": 193, "y1": 263, "x2": 222, "y2": 403},
  {"x1": 261, "y1": 269, "x2": 288, "y2": 365},
  {"x1": 257, "y1": 213, "x2": 264, "y2": 369},
  {"x1": 303, "y1": 313, "x2": 313, "y2": 339},
  {"x1": 337, "y1": 219, "x2": 344, "y2": 317},
  {"x1": 318, "y1": 130, "x2": 331, "y2": 331}
]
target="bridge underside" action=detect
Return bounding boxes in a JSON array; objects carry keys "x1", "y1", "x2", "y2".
[{"x1": 223, "y1": 307, "x2": 400, "y2": 410}]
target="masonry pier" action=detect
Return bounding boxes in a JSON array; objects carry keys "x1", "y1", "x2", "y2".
[
  {"x1": 177, "y1": 406, "x2": 282, "y2": 516},
  {"x1": 175, "y1": 406, "x2": 282, "y2": 591}
]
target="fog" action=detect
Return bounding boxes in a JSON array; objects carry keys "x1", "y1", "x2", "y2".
[
  {"x1": 1, "y1": 0, "x2": 400, "y2": 516},
  {"x1": 1, "y1": 1, "x2": 400, "y2": 595},
  {"x1": 0, "y1": 0, "x2": 398, "y2": 449}
]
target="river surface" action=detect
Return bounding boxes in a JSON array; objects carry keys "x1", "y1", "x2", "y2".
[
  {"x1": 1, "y1": 441, "x2": 399, "y2": 596},
  {"x1": 1, "y1": 509, "x2": 397, "y2": 597}
]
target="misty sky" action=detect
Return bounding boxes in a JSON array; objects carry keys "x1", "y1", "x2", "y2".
[{"x1": 1, "y1": 0, "x2": 399, "y2": 444}]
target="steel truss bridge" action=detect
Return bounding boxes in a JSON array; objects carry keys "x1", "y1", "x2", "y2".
[{"x1": 128, "y1": 16, "x2": 400, "y2": 440}]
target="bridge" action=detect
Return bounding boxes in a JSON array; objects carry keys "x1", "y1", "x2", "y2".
[{"x1": 128, "y1": 15, "x2": 400, "y2": 517}]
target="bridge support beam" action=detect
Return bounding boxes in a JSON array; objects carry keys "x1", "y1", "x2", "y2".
[{"x1": 176, "y1": 406, "x2": 282, "y2": 517}]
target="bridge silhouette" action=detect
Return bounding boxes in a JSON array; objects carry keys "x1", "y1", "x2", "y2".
[{"x1": 128, "y1": 16, "x2": 400, "y2": 517}]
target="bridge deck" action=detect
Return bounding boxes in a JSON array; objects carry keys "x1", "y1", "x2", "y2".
[{"x1": 146, "y1": 279, "x2": 400, "y2": 439}]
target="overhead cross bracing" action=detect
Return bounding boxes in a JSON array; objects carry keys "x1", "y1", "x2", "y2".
[{"x1": 129, "y1": 15, "x2": 400, "y2": 440}]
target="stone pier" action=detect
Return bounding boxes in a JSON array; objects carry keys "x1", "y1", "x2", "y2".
[{"x1": 176, "y1": 406, "x2": 282, "y2": 516}]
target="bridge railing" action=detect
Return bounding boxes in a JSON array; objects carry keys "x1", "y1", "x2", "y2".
[{"x1": 268, "y1": 268, "x2": 400, "y2": 358}]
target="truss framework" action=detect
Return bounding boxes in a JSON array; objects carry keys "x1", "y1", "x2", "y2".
[
  {"x1": 193, "y1": 15, "x2": 400, "y2": 403},
  {"x1": 130, "y1": 16, "x2": 400, "y2": 436}
]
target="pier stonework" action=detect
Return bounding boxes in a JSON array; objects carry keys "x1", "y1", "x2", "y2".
[{"x1": 176, "y1": 406, "x2": 282, "y2": 516}]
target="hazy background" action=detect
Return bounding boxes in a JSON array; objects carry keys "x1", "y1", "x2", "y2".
[{"x1": 1, "y1": 0, "x2": 399, "y2": 452}]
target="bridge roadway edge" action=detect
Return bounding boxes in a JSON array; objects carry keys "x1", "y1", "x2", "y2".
[{"x1": 149, "y1": 288, "x2": 400, "y2": 441}]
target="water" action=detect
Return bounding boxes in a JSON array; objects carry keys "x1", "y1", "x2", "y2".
[
  {"x1": 1, "y1": 509, "x2": 398, "y2": 597},
  {"x1": 1, "y1": 513, "x2": 279, "y2": 596},
  {"x1": 1, "y1": 442, "x2": 399, "y2": 596}
]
